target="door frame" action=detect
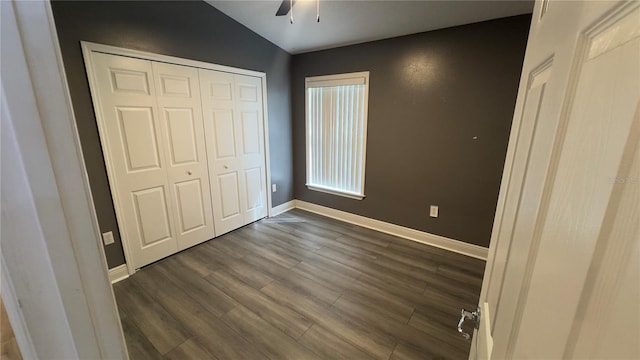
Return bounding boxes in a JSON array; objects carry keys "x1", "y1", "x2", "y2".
[
  {"x1": 81, "y1": 42, "x2": 274, "y2": 275},
  {"x1": 2, "y1": 1, "x2": 128, "y2": 358}
]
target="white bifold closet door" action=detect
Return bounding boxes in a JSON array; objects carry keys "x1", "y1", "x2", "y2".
[
  {"x1": 92, "y1": 53, "x2": 214, "y2": 268},
  {"x1": 152, "y1": 61, "x2": 215, "y2": 249},
  {"x1": 199, "y1": 70, "x2": 268, "y2": 235}
]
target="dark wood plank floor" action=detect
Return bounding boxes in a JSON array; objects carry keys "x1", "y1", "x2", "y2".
[{"x1": 114, "y1": 209, "x2": 484, "y2": 360}]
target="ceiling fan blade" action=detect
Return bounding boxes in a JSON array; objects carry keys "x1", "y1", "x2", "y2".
[{"x1": 275, "y1": 0, "x2": 295, "y2": 16}]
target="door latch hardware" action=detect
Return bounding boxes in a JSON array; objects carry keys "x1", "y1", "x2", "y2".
[{"x1": 457, "y1": 307, "x2": 480, "y2": 340}]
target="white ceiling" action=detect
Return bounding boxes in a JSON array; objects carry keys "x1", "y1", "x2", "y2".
[{"x1": 207, "y1": 0, "x2": 534, "y2": 54}]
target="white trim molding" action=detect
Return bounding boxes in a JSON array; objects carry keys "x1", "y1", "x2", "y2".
[
  {"x1": 81, "y1": 41, "x2": 266, "y2": 78},
  {"x1": 294, "y1": 200, "x2": 488, "y2": 260},
  {"x1": 108, "y1": 265, "x2": 130, "y2": 284},
  {"x1": 270, "y1": 200, "x2": 297, "y2": 217},
  {"x1": 2, "y1": 1, "x2": 128, "y2": 358},
  {"x1": 305, "y1": 184, "x2": 366, "y2": 200}
]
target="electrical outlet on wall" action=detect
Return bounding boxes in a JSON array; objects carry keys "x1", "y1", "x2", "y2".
[
  {"x1": 430, "y1": 205, "x2": 439, "y2": 218},
  {"x1": 102, "y1": 231, "x2": 115, "y2": 245},
  {"x1": 272, "y1": 183, "x2": 277, "y2": 192}
]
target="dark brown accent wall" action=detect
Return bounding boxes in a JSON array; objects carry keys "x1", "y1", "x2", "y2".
[
  {"x1": 292, "y1": 15, "x2": 531, "y2": 248},
  {"x1": 51, "y1": 1, "x2": 293, "y2": 268}
]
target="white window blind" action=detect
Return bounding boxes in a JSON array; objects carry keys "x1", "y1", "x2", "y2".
[{"x1": 305, "y1": 72, "x2": 369, "y2": 200}]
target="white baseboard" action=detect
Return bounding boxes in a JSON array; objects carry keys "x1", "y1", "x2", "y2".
[
  {"x1": 270, "y1": 200, "x2": 296, "y2": 217},
  {"x1": 108, "y1": 264, "x2": 129, "y2": 284},
  {"x1": 294, "y1": 200, "x2": 488, "y2": 260}
]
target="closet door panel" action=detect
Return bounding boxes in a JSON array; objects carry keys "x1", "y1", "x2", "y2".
[
  {"x1": 92, "y1": 53, "x2": 177, "y2": 269},
  {"x1": 244, "y1": 166, "x2": 264, "y2": 214},
  {"x1": 174, "y1": 179, "x2": 207, "y2": 233},
  {"x1": 116, "y1": 107, "x2": 161, "y2": 171},
  {"x1": 212, "y1": 110, "x2": 236, "y2": 159},
  {"x1": 131, "y1": 186, "x2": 173, "y2": 246},
  {"x1": 164, "y1": 108, "x2": 198, "y2": 165},
  {"x1": 200, "y1": 70, "x2": 246, "y2": 235},
  {"x1": 153, "y1": 62, "x2": 215, "y2": 249},
  {"x1": 235, "y1": 74, "x2": 268, "y2": 223},
  {"x1": 218, "y1": 172, "x2": 242, "y2": 219}
]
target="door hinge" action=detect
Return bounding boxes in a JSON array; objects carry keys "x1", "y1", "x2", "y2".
[{"x1": 457, "y1": 306, "x2": 481, "y2": 340}]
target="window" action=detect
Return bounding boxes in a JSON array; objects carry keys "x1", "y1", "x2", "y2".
[{"x1": 305, "y1": 72, "x2": 369, "y2": 200}]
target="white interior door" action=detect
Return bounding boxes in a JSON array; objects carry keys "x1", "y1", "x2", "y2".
[
  {"x1": 200, "y1": 70, "x2": 268, "y2": 235},
  {"x1": 469, "y1": 1, "x2": 639, "y2": 359},
  {"x1": 91, "y1": 53, "x2": 177, "y2": 269},
  {"x1": 152, "y1": 62, "x2": 215, "y2": 250}
]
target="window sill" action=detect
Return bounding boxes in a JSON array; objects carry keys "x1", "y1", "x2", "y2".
[{"x1": 306, "y1": 184, "x2": 365, "y2": 200}]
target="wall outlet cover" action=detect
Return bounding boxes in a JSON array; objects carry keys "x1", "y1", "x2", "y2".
[
  {"x1": 430, "y1": 205, "x2": 439, "y2": 218},
  {"x1": 272, "y1": 183, "x2": 277, "y2": 192},
  {"x1": 102, "y1": 231, "x2": 115, "y2": 245}
]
